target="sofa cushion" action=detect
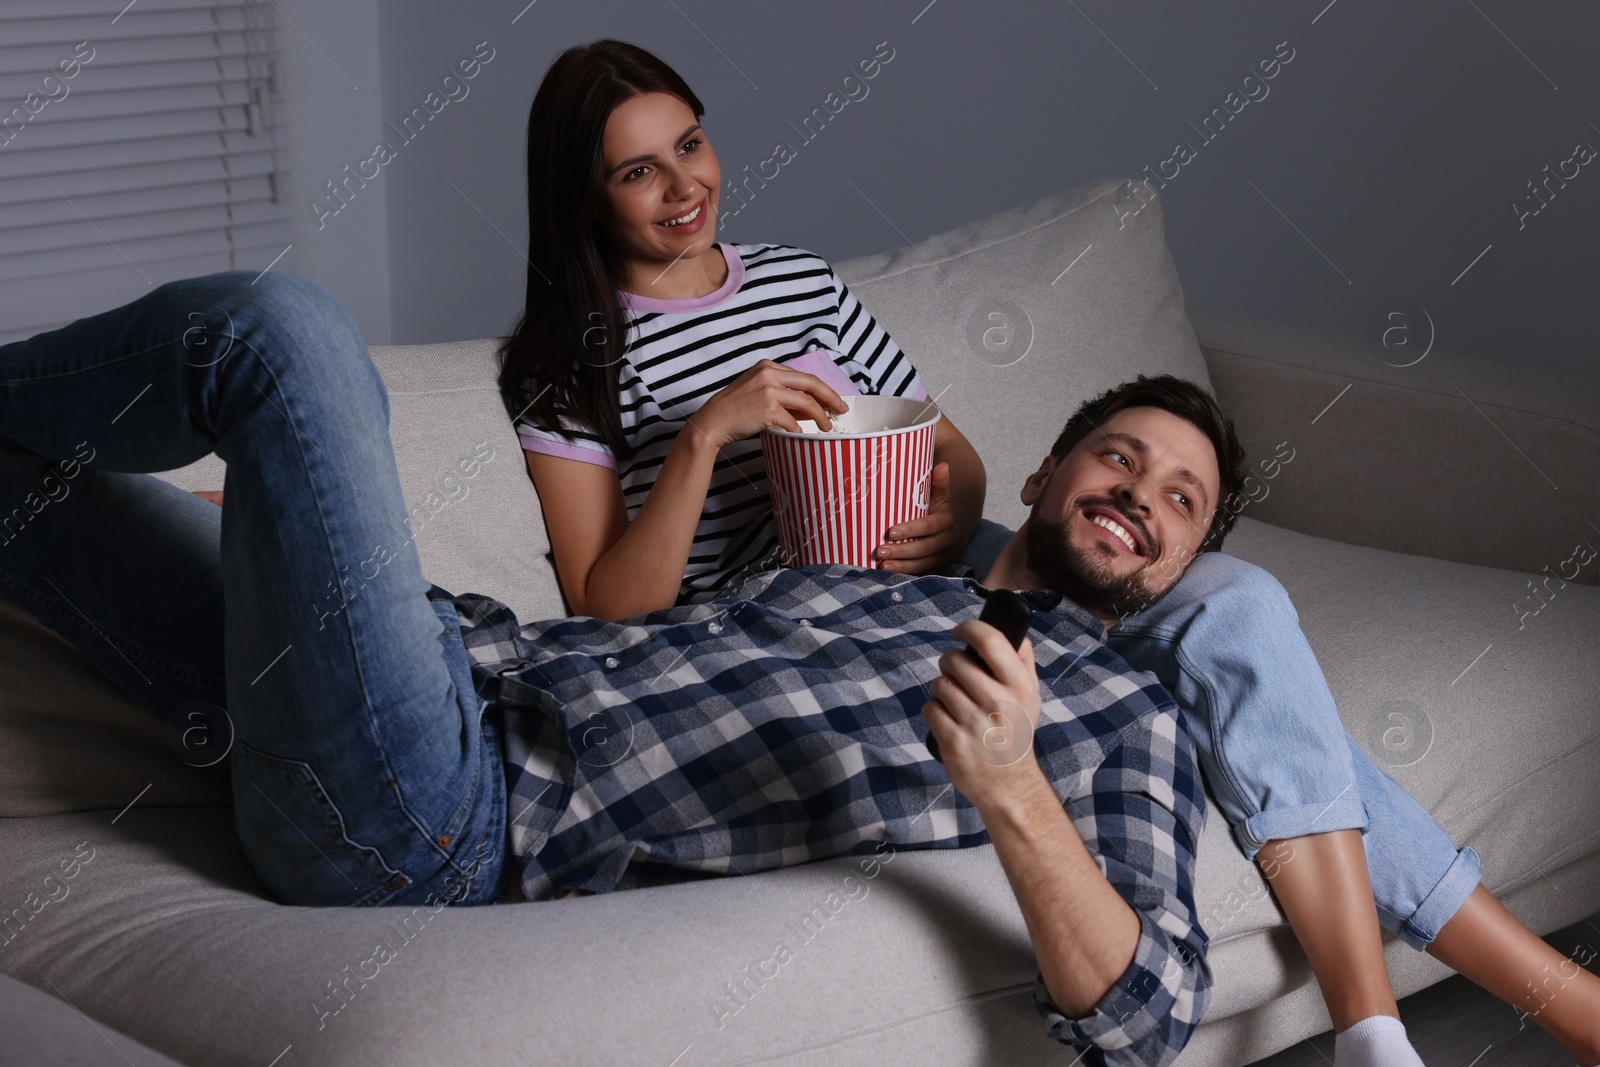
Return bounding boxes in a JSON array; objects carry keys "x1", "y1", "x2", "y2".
[
  {"x1": 833, "y1": 177, "x2": 1212, "y2": 529},
  {"x1": 0, "y1": 970, "x2": 186, "y2": 1067},
  {"x1": 2, "y1": 517, "x2": 1593, "y2": 1067}
]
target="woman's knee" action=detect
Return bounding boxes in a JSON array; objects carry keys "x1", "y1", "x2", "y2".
[
  {"x1": 162, "y1": 271, "x2": 362, "y2": 354},
  {"x1": 178, "y1": 272, "x2": 383, "y2": 413},
  {"x1": 231, "y1": 272, "x2": 364, "y2": 355}
]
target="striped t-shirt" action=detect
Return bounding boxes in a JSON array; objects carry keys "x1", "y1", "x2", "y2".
[{"x1": 517, "y1": 242, "x2": 931, "y2": 606}]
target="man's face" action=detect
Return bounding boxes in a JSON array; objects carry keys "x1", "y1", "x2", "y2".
[{"x1": 1020, "y1": 406, "x2": 1221, "y2": 621}]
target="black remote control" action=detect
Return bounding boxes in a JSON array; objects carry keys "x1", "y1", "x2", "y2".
[{"x1": 926, "y1": 589, "x2": 1033, "y2": 763}]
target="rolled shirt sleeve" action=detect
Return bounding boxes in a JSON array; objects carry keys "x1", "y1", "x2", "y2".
[{"x1": 1032, "y1": 706, "x2": 1212, "y2": 1065}]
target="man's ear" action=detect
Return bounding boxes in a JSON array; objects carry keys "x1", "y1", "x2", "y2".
[{"x1": 1019, "y1": 456, "x2": 1055, "y2": 507}]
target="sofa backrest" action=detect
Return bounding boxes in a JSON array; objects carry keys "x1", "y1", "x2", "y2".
[{"x1": 834, "y1": 177, "x2": 1209, "y2": 529}]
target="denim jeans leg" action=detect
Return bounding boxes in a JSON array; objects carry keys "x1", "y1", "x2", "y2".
[
  {"x1": 0, "y1": 271, "x2": 505, "y2": 907},
  {"x1": 0, "y1": 434, "x2": 230, "y2": 736},
  {"x1": 1108, "y1": 552, "x2": 1368, "y2": 859},
  {"x1": 1347, "y1": 737, "x2": 1481, "y2": 949},
  {"x1": 1109, "y1": 551, "x2": 1478, "y2": 947}
]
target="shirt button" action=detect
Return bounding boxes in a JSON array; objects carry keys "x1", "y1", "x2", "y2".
[
  {"x1": 890, "y1": 591, "x2": 903, "y2": 603},
  {"x1": 604, "y1": 656, "x2": 620, "y2": 669},
  {"x1": 707, "y1": 620, "x2": 723, "y2": 635},
  {"x1": 800, "y1": 619, "x2": 812, "y2": 627}
]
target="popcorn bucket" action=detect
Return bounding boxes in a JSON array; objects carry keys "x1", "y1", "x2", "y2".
[{"x1": 761, "y1": 395, "x2": 941, "y2": 568}]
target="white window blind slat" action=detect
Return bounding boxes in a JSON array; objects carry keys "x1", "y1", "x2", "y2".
[
  {"x1": 4, "y1": 102, "x2": 261, "y2": 154},
  {"x1": 0, "y1": 32, "x2": 264, "y2": 73},
  {"x1": 0, "y1": 0, "x2": 262, "y2": 18},
  {"x1": 0, "y1": 237, "x2": 295, "y2": 347},
  {"x1": 0, "y1": 53, "x2": 258, "y2": 99},
  {"x1": 0, "y1": 218, "x2": 293, "y2": 290},
  {"x1": 6, "y1": 197, "x2": 291, "y2": 260},
  {"x1": 2, "y1": 225, "x2": 294, "y2": 292},
  {"x1": 0, "y1": 5, "x2": 257, "y2": 46},
  {"x1": 0, "y1": 175, "x2": 277, "y2": 233},
  {"x1": 3, "y1": 127, "x2": 286, "y2": 180},
  {"x1": 1, "y1": 220, "x2": 296, "y2": 295},
  {"x1": 0, "y1": 0, "x2": 294, "y2": 339},
  {"x1": 0, "y1": 147, "x2": 281, "y2": 206}
]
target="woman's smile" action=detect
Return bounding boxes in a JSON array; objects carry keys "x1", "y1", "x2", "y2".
[{"x1": 654, "y1": 196, "x2": 708, "y2": 234}]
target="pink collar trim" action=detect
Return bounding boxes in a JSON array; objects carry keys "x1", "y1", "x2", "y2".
[{"x1": 618, "y1": 243, "x2": 743, "y2": 313}]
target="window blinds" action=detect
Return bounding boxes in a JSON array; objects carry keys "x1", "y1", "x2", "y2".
[{"x1": 0, "y1": 0, "x2": 295, "y2": 346}]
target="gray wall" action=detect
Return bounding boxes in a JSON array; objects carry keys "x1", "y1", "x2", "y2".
[
  {"x1": 293, "y1": 1, "x2": 1598, "y2": 381},
  {"x1": 281, "y1": 0, "x2": 392, "y2": 343}
]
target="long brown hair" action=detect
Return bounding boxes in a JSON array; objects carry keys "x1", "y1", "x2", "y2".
[{"x1": 496, "y1": 39, "x2": 706, "y2": 462}]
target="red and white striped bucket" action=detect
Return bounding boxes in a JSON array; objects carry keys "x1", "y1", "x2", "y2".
[{"x1": 761, "y1": 395, "x2": 941, "y2": 569}]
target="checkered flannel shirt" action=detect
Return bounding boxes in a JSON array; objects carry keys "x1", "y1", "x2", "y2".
[{"x1": 433, "y1": 562, "x2": 1210, "y2": 1064}]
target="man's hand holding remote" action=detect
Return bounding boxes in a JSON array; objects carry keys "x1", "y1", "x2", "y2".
[{"x1": 923, "y1": 610, "x2": 1045, "y2": 810}]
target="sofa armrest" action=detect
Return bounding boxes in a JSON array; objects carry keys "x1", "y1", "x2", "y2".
[{"x1": 1190, "y1": 305, "x2": 1600, "y2": 585}]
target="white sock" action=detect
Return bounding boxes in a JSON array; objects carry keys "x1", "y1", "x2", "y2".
[{"x1": 1333, "y1": 1014, "x2": 1424, "y2": 1067}]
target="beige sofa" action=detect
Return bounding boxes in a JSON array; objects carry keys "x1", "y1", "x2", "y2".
[{"x1": 2, "y1": 178, "x2": 1596, "y2": 1066}]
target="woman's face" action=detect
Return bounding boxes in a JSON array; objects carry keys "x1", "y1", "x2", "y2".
[{"x1": 597, "y1": 91, "x2": 721, "y2": 270}]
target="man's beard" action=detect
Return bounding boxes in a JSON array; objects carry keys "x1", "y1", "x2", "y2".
[{"x1": 1024, "y1": 497, "x2": 1183, "y2": 621}]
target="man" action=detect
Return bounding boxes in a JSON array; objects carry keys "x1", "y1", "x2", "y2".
[
  {"x1": 444, "y1": 379, "x2": 1243, "y2": 1062},
  {"x1": 0, "y1": 273, "x2": 1231, "y2": 1065}
]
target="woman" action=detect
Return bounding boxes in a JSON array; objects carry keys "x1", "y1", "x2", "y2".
[{"x1": 494, "y1": 40, "x2": 986, "y2": 620}]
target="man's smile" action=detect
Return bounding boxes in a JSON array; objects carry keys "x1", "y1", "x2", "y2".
[{"x1": 1080, "y1": 504, "x2": 1149, "y2": 558}]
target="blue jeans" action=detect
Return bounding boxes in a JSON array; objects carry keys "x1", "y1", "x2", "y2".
[
  {"x1": 958, "y1": 520, "x2": 1481, "y2": 949},
  {"x1": 0, "y1": 272, "x2": 507, "y2": 908}
]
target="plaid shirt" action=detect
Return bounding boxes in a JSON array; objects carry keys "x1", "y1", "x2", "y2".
[{"x1": 435, "y1": 562, "x2": 1210, "y2": 1065}]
